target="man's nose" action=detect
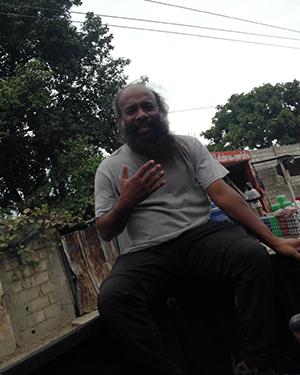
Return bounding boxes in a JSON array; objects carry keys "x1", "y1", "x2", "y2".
[{"x1": 136, "y1": 107, "x2": 148, "y2": 120}]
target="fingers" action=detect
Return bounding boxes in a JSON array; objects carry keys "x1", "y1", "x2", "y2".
[
  {"x1": 134, "y1": 160, "x2": 165, "y2": 189},
  {"x1": 143, "y1": 164, "x2": 164, "y2": 183},
  {"x1": 293, "y1": 250, "x2": 300, "y2": 262},
  {"x1": 135, "y1": 160, "x2": 156, "y2": 177},
  {"x1": 150, "y1": 178, "x2": 166, "y2": 193},
  {"x1": 293, "y1": 254, "x2": 300, "y2": 262},
  {"x1": 122, "y1": 160, "x2": 165, "y2": 198}
]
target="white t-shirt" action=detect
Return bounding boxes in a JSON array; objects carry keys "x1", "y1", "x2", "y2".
[
  {"x1": 244, "y1": 188, "x2": 262, "y2": 209},
  {"x1": 95, "y1": 135, "x2": 228, "y2": 254}
]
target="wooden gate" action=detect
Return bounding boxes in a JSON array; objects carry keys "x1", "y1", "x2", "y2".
[{"x1": 60, "y1": 223, "x2": 118, "y2": 315}]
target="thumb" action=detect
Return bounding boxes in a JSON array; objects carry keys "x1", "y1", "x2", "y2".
[
  {"x1": 293, "y1": 250, "x2": 300, "y2": 262},
  {"x1": 121, "y1": 165, "x2": 129, "y2": 180}
]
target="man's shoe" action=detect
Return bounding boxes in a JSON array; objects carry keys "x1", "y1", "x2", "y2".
[{"x1": 233, "y1": 361, "x2": 278, "y2": 375}]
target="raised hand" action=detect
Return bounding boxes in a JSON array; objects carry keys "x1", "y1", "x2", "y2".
[{"x1": 119, "y1": 160, "x2": 165, "y2": 208}]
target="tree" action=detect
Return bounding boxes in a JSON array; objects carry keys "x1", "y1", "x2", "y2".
[
  {"x1": 31, "y1": 136, "x2": 103, "y2": 219},
  {"x1": 0, "y1": 1, "x2": 130, "y2": 216},
  {"x1": 0, "y1": 59, "x2": 53, "y2": 206},
  {"x1": 202, "y1": 80, "x2": 300, "y2": 151}
]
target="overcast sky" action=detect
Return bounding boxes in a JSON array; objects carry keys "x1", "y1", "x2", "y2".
[{"x1": 73, "y1": 0, "x2": 300, "y2": 144}]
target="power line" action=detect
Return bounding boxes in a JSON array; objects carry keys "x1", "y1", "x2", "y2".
[
  {"x1": 107, "y1": 24, "x2": 300, "y2": 50},
  {"x1": 1, "y1": 2, "x2": 300, "y2": 42},
  {"x1": 145, "y1": 0, "x2": 300, "y2": 35},
  {"x1": 84, "y1": 15, "x2": 300, "y2": 43},
  {"x1": 1, "y1": 11, "x2": 300, "y2": 50},
  {"x1": 169, "y1": 106, "x2": 216, "y2": 113}
]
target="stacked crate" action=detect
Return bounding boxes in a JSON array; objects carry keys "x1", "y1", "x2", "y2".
[
  {"x1": 261, "y1": 216, "x2": 282, "y2": 237},
  {"x1": 276, "y1": 208, "x2": 300, "y2": 237},
  {"x1": 261, "y1": 207, "x2": 300, "y2": 237},
  {"x1": 210, "y1": 202, "x2": 232, "y2": 223}
]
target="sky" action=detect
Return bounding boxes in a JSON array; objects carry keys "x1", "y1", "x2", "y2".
[{"x1": 72, "y1": 0, "x2": 300, "y2": 144}]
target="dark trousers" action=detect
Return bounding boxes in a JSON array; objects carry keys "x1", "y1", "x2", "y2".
[{"x1": 98, "y1": 222, "x2": 275, "y2": 374}]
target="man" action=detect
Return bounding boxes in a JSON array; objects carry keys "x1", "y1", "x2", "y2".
[
  {"x1": 244, "y1": 181, "x2": 264, "y2": 217},
  {"x1": 95, "y1": 83, "x2": 300, "y2": 375}
]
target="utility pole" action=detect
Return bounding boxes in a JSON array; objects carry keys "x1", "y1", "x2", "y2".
[{"x1": 272, "y1": 146, "x2": 296, "y2": 202}]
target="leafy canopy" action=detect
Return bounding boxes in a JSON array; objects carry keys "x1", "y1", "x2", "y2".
[
  {"x1": 202, "y1": 80, "x2": 300, "y2": 151},
  {"x1": 0, "y1": 0, "x2": 130, "y2": 218}
]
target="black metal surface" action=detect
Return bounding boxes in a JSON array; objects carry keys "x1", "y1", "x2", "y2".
[
  {"x1": 2, "y1": 256, "x2": 300, "y2": 375},
  {"x1": 0, "y1": 317, "x2": 104, "y2": 375}
]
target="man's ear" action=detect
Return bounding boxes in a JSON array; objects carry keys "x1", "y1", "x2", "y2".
[
  {"x1": 119, "y1": 119, "x2": 125, "y2": 129},
  {"x1": 118, "y1": 120, "x2": 125, "y2": 139}
]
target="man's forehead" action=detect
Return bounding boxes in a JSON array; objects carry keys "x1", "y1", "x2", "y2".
[{"x1": 119, "y1": 86, "x2": 156, "y2": 107}]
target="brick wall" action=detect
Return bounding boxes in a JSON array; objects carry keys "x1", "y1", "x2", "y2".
[
  {"x1": 0, "y1": 231, "x2": 76, "y2": 363},
  {"x1": 250, "y1": 143, "x2": 300, "y2": 204}
]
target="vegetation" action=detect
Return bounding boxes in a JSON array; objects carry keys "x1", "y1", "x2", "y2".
[
  {"x1": 0, "y1": 0, "x2": 129, "y2": 218},
  {"x1": 0, "y1": 205, "x2": 72, "y2": 265},
  {"x1": 202, "y1": 80, "x2": 300, "y2": 151}
]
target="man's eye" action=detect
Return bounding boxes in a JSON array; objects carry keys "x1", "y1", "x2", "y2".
[
  {"x1": 143, "y1": 104, "x2": 154, "y2": 111},
  {"x1": 126, "y1": 109, "x2": 136, "y2": 115}
]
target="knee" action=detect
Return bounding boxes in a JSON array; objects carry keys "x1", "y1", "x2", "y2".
[
  {"x1": 97, "y1": 276, "x2": 145, "y2": 319},
  {"x1": 97, "y1": 277, "x2": 123, "y2": 317},
  {"x1": 236, "y1": 240, "x2": 272, "y2": 274}
]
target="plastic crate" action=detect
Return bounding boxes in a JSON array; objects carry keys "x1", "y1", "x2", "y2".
[{"x1": 210, "y1": 208, "x2": 232, "y2": 223}]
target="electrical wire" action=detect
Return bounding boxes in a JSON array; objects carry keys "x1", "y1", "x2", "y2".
[
  {"x1": 0, "y1": 6, "x2": 297, "y2": 114},
  {"x1": 169, "y1": 106, "x2": 216, "y2": 113},
  {"x1": 107, "y1": 23, "x2": 300, "y2": 50},
  {"x1": 145, "y1": 0, "x2": 300, "y2": 35},
  {"x1": 0, "y1": 10, "x2": 300, "y2": 50},
  {"x1": 0, "y1": 2, "x2": 300, "y2": 42},
  {"x1": 81, "y1": 15, "x2": 300, "y2": 42}
]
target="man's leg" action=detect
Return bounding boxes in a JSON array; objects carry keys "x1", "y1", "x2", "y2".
[
  {"x1": 186, "y1": 222, "x2": 275, "y2": 370},
  {"x1": 271, "y1": 255, "x2": 300, "y2": 371},
  {"x1": 98, "y1": 248, "x2": 185, "y2": 375}
]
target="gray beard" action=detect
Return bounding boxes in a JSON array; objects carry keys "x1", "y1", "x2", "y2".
[{"x1": 122, "y1": 118, "x2": 178, "y2": 162}]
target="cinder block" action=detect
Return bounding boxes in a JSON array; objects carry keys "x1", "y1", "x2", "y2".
[
  {"x1": 28, "y1": 271, "x2": 49, "y2": 287},
  {"x1": 37, "y1": 317, "x2": 60, "y2": 335},
  {"x1": 0, "y1": 309, "x2": 16, "y2": 359},
  {"x1": 22, "y1": 277, "x2": 34, "y2": 289},
  {"x1": 48, "y1": 291, "x2": 58, "y2": 305},
  {"x1": 16, "y1": 288, "x2": 40, "y2": 304},
  {"x1": 11, "y1": 280, "x2": 23, "y2": 293},
  {"x1": 30, "y1": 296, "x2": 50, "y2": 312},
  {"x1": 23, "y1": 266, "x2": 34, "y2": 278},
  {"x1": 39, "y1": 281, "x2": 54, "y2": 295},
  {"x1": 44, "y1": 304, "x2": 61, "y2": 319},
  {"x1": 37, "y1": 260, "x2": 48, "y2": 272},
  {"x1": 33, "y1": 310, "x2": 46, "y2": 324}
]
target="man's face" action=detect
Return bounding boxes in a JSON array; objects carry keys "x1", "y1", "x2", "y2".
[
  {"x1": 119, "y1": 86, "x2": 163, "y2": 140},
  {"x1": 118, "y1": 85, "x2": 175, "y2": 161}
]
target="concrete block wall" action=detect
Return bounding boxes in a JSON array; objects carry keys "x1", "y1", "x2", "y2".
[
  {"x1": 0, "y1": 231, "x2": 76, "y2": 364},
  {"x1": 250, "y1": 143, "x2": 300, "y2": 204}
]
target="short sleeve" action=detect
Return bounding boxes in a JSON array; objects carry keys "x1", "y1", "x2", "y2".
[
  {"x1": 94, "y1": 166, "x2": 118, "y2": 218},
  {"x1": 185, "y1": 137, "x2": 229, "y2": 190}
]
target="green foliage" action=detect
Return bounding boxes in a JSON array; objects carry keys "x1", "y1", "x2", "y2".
[
  {"x1": 202, "y1": 80, "x2": 300, "y2": 151},
  {"x1": 0, "y1": 1, "x2": 129, "y2": 214},
  {"x1": 0, "y1": 205, "x2": 72, "y2": 265},
  {"x1": 0, "y1": 58, "x2": 54, "y2": 207},
  {"x1": 31, "y1": 136, "x2": 104, "y2": 219}
]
